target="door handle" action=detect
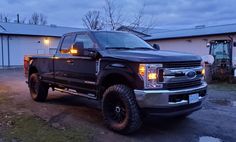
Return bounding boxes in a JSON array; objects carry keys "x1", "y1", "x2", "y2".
[{"x1": 66, "y1": 59, "x2": 74, "y2": 64}]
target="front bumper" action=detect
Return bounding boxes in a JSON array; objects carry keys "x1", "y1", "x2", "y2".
[{"x1": 134, "y1": 82, "x2": 207, "y2": 116}]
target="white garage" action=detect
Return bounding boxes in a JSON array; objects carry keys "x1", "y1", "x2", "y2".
[{"x1": 0, "y1": 22, "x2": 83, "y2": 67}]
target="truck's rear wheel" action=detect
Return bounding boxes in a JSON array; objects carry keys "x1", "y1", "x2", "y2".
[
  {"x1": 102, "y1": 84, "x2": 142, "y2": 134},
  {"x1": 29, "y1": 73, "x2": 48, "y2": 102}
]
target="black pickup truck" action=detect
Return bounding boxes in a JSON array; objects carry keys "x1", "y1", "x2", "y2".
[{"x1": 24, "y1": 31, "x2": 207, "y2": 134}]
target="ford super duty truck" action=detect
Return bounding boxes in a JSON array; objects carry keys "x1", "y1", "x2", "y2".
[{"x1": 24, "y1": 31, "x2": 207, "y2": 134}]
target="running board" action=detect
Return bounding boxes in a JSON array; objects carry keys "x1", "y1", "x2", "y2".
[{"x1": 54, "y1": 88, "x2": 97, "y2": 99}]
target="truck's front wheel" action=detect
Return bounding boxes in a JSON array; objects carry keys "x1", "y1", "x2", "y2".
[
  {"x1": 102, "y1": 84, "x2": 142, "y2": 134},
  {"x1": 29, "y1": 73, "x2": 48, "y2": 102}
]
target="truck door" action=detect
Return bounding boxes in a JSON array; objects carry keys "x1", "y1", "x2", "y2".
[
  {"x1": 68, "y1": 33, "x2": 97, "y2": 94},
  {"x1": 54, "y1": 33, "x2": 97, "y2": 95},
  {"x1": 54, "y1": 34, "x2": 76, "y2": 85}
]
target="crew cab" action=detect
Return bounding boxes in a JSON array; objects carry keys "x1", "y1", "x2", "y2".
[{"x1": 24, "y1": 31, "x2": 207, "y2": 134}]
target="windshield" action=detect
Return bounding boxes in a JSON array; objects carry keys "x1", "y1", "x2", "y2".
[
  {"x1": 93, "y1": 32, "x2": 153, "y2": 50},
  {"x1": 210, "y1": 42, "x2": 231, "y2": 60}
]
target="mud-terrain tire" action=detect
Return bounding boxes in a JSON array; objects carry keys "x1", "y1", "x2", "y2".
[
  {"x1": 29, "y1": 73, "x2": 48, "y2": 102},
  {"x1": 102, "y1": 84, "x2": 142, "y2": 134}
]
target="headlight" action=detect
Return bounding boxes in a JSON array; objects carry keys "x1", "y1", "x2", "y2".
[
  {"x1": 148, "y1": 73, "x2": 157, "y2": 80},
  {"x1": 139, "y1": 64, "x2": 163, "y2": 89}
]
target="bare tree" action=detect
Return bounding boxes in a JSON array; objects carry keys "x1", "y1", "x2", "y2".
[
  {"x1": 82, "y1": 10, "x2": 104, "y2": 30},
  {"x1": 0, "y1": 13, "x2": 11, "y2": 23},
  {"x1": 127, "y1": 4, "x2": 157, "y2": 33},
  {"x1": 39, "y1": 13, "x2": 47, "y2": 25},
  {"x1": 29, "y1": 13, "x2": 39, "y2": 25},
  {"x1": 82, "y1": 1, "x2": 157, "y2": 31},
  {"x1": 0, "y1": 13, "x2": 3, "y2": 22},
  {"x1": 129, "y1": 5, "x2": 145, "y2": 29},
  {"x1": 20, "y1": 17, "x2": 27, "y2": 24},
  {"x1": 29, "y1": 12, "x2": 47, "y2": 25},
  {"x1": 104, "y1": 0, "x2": 123, "y2": 30}
]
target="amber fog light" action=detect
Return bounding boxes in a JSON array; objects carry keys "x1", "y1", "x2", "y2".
[
  {"x1": 139, "y1": 64, "x2": 146, "y2": 77},
  {"x1": 201, "y1": 68, "x2": 206, "y2": 76}
]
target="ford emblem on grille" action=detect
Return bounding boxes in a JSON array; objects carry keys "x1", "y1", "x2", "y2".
[{"x1": 186, "y1": 70, "x2": 196, "y2": 78}]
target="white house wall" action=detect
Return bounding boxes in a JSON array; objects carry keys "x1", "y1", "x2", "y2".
[
  {"x1": 149, "y1": 34, "x2": 236, "y2": 67},
  {"x1": 0, "y1": 35, "x2": 60, "y2": 66}
]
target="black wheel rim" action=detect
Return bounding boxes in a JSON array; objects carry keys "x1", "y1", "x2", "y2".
[{"x1": 104, "y1": 94, "x2": 127, "y2": 124}]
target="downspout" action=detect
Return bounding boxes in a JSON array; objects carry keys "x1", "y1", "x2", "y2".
[
  {"x1": 7, "y1": 35, "x2": 10, "y2": 67},
  {"x1": 228, "y1": 35, "x2": 234, "y2": 70},
  {"x1": 1, "y1": 35, "x2": 3, "y2": 67}
]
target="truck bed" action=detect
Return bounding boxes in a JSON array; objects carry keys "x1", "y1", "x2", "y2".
[{"x1": 24, "y1": 54, "x2": 54, "y2": 78}]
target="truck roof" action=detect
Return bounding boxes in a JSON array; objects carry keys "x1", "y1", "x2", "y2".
[{"x1": 63, "y1": 30, "x2": 129, "y2": 36}]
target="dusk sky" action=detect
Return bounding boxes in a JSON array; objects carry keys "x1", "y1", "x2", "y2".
[{"x1": 1, "y1": 0, "x2": 236, "y2": 29}]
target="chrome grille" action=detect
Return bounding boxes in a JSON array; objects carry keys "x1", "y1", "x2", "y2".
[
  {"x1": 164, "y1": 79, "x2": 202, "y2": 90},
  {"x1": 162, "y1": 66, "x2": 203, "y2": 90},
  {"x1": 163, "y1": 61, "x2": 201, "y2": 68}
]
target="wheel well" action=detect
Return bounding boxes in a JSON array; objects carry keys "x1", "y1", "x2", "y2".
[
  {"x1": 29, "y1": 66, "x2": 38, "y2": 78},
  {"x1": 99, "y1": 73, "x2": 132, "y2": 98}
]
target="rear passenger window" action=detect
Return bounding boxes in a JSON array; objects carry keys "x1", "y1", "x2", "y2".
[{"x1": 60, "y1": 35, "x2": 75, "y2": 53}]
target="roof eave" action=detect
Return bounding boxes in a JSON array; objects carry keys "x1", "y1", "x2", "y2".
[
  {"x1": 145, "y1": 32, "x2": 236, "y2": 41},
  {"x1": 0, "y1": 32, "x2": 62, "y2": 37}
]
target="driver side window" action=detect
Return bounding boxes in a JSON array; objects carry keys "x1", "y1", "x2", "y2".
[
  {"x1": 60, "y1": 35, "x2": 75, "y2": 54},
  {"x1": 75, "y1": 34, "x2": 94, "y2": 49}
]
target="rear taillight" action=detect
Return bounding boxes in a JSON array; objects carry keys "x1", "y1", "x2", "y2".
[{"x1": 24, "y1": 57, "x2": 30, "y2": 77}]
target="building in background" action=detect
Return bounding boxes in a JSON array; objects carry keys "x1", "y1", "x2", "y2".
[
  {"x1": 119, "y1": 24, "x2": 236, "y2": 66},
  {"x1": 0, "y1": 22, "x2": 83, "y2": 67},
  {"x1": 144, "y1": 24, "x2": 236, "y2": 56}
]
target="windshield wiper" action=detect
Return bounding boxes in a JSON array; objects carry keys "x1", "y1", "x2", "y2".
[
  {"x1": 132, "y1": 47, "x2": 154, "y2": 50},
  {"x1": 105, "y1": 47, "x2": 133, "y2": 50},
  {"x1": 105, "y1": 47, "x2": 154, "y2": 50}
]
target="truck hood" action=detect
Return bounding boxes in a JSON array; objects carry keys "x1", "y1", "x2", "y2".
[{"x1": 100, "y1": 50, "x2": 202, "y2": 63}]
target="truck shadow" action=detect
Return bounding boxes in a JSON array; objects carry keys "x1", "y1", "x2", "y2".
[{"x1": 43, "y1": 93, "x2": 196, "y2": 136}]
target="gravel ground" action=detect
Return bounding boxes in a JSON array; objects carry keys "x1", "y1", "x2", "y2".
[{"x1": 0, "y1": 70, "x2": 236, "y2": 142}]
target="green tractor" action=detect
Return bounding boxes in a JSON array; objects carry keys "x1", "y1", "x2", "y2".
[{"x1": 208, "y1": 40, "x2": 236, "y2": 82}]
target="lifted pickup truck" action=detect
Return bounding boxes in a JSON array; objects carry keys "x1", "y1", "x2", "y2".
[{"x1": 24, "y1": 31, "x2": 207, "y2": 134}]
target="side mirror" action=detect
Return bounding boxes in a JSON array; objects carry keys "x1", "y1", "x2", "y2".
[
  {"x1": 153, "y1": 44, "x2": 160, "y2": 50},
  {"x1": 233, "y1": 42, "x2": 236, "y2": 47},
  {"x1": 206, "y1": 43, "x2": 211, "y2": 48},
  {"x1": 87, "y1": 48, "x2": 98, "y2": 58},
  {"x1": 70, "y1": 42, "x2": 84, "y2": 56}
]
